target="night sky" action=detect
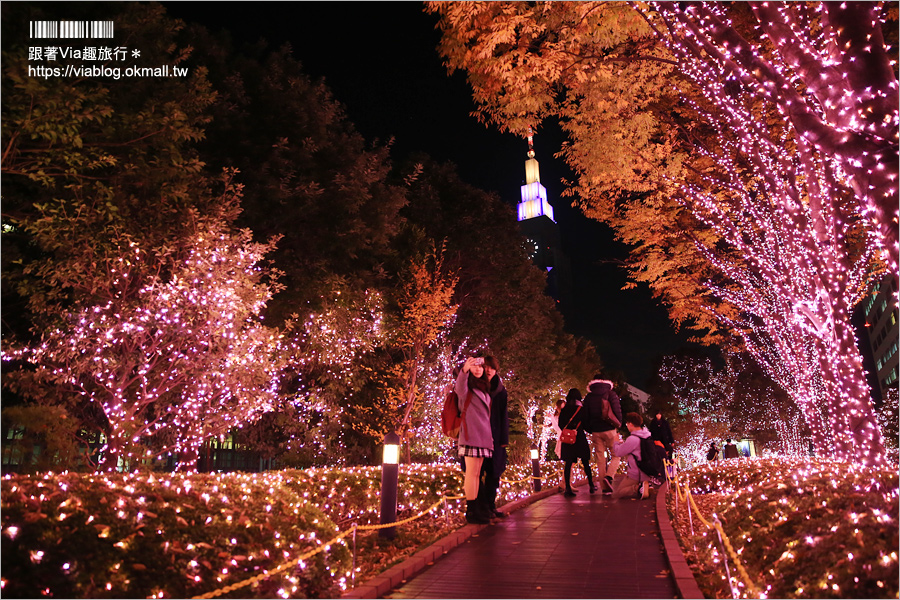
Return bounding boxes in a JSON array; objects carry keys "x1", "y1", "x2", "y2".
[{"x1": 162, "y1": 1, "x2": 698, "y2": 388}]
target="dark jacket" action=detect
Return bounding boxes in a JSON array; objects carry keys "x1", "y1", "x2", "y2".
[
  {"x1": 582, "y1": 379, "x2": 623, "y2": 434},
  {"x1": 723, "y1": 442, "x2": 740, "y2": 459},
  {"x1": 558, "y1": 400, "x2": 590, "y2": 462},
  {"x1": 488, "y1": 374, "x2": 510, "y2": 474},
  {"x1": 649, "y1": 416, "x2": 675, "y2": 448}
]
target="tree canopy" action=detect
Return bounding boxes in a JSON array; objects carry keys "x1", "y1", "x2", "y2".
[
  {"x1": 2, "y1": 2, "x2": 607, "y2": 470},
  {"x1": 428, "y1": 0, "x2": 894, "y2": 462}
]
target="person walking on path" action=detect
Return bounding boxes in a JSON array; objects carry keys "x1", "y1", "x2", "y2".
[
  {"x1": 706, "y1": 441, "x2": 719, "y2": 461},
  {"x1": 478, "y1": 355, "x2": 509, "y2": 519},
  {"x1": 582, "y1": 376, "x2": 623, "y2": 496},
  {"x1": 723, "y1": 438, "x2": 740, "y2": 459},
  {"x1": 549, "y1": 398, "x2": 566, "y2": 460},
  {"x1": 649, "y1": 412, "x2": 676, "y2": 461},
  {"x1": 559, "y1": 388, "x2": 596, "y2": 496},
  {"x1": 611, "y1": 412, "x2": 654, "y2": 500},
  {"x1": 455, "y1": 356, "x2": 494, "y2": 524}
]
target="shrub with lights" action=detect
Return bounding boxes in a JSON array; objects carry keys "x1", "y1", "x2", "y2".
[
  {"x1": 672, "y1": 457, "x2": 899, "y2": 599},
  {"x1": 1, "y1": 471, "x2": 350, "y2": 599},
  {"x1": 0, "y1": 462, "x2": 555, "y2": 598}
]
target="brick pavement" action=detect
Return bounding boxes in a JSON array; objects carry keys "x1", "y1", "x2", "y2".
[{"x1": 346, "y1": 477, "x2": 701, "y2": 599}]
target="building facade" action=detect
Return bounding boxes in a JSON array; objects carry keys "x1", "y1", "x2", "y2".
[{"x1": 860, "y1": 273, "x2": 899, "y2": 401}]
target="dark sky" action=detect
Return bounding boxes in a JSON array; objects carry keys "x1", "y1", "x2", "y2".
[{"x1": 161, "y1": 1, "x2": 696, "y2": 388}]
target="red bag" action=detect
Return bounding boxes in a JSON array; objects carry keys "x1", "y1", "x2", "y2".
[
  {"x1": 441, "y1": 390, "x2": 472, "y2": 439},
  {"x1": 560, "y1": 428, "x2": 577, "y2": 445},
  {"x1": 559, "y1": 406, "x2": 581, "y2": 445}
]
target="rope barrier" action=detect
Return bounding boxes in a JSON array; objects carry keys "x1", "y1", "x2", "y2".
[
  {"x1": 664, "y1": 460, "x2": 762, "y2": 598},
  {"x1": 356, "y1": 495, "x2": 458, "y2": 531},
  {"x1": 499, "y1": 473, "x2": 532, "y2": 484},
  {"x1": 712, "y1": 518, "x2": 762, "y2": 598},
  {"x1": 192, "y1": 527, "x2": 357, "y2": 599},
  {"x1": 501, "y1": 465, "x2": 565, "y2": 485},
  {"x1": 192, "y1": 463, "x2": 570, "y2": 600},
  {"x1": 191, "y1": 494, "x2": 462, "y2": 599}
]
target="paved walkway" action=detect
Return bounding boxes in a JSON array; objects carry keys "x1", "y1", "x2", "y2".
[{"x1": 379, "y1": 479, "x2": 683, "y2": 599}]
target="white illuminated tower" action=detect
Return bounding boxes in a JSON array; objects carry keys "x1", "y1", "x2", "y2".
[
  {"x1": 517, "y1": 128, "x2": 570, "y2": 304},
  {"x1": 517, "y1": 128, "x2": 555, "y2": 223}
]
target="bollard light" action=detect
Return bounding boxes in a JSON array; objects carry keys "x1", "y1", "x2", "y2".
[
  {"x1": 383, "y1": 438, "x2": 400, "y2": 465},
  {"x1": 530, "y1": 448, "x2": 539, "y2": 461},
  {"x1": 379, "y1": 431, "x2": 400, "y2": 539},
  {"x1": 530, "y1": 444, "x2": 541, "y2": 493}
]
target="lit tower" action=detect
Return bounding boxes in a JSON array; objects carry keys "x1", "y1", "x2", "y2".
[
  {"x1": 517, "y1": 127, "x2": 570, "y2": 304},
  {"x1": 518, "y1": 127, "x2": 555, "y2": 223}
]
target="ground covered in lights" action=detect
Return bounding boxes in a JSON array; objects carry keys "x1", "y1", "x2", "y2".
[
  {"x1": 668, "y1": 457, "x2": 899, "y2": 599},
  {"x1": 4, "y1": 457, "x2": 895, "y2": 599},
  {"x1": 0, "y1": 463, "x2": 550, "y2": 599}
]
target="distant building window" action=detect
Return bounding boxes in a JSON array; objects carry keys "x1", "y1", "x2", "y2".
[{"x1": 884, "y1": 366, "x2": 898, "y2": 387}]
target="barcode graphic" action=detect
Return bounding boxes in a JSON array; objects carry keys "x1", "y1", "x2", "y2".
[{"x1": 30, "y1": 20, "x2": 114, "y2": 39}]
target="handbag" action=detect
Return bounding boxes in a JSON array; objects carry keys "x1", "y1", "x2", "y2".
[{"x1": 559, "y1": 405, "x2": 581, "y2": 445}]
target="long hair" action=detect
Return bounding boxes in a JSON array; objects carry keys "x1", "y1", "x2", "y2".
[
  {"x1": 553, "y1": 399, "x2": 566, "y2": 417},
  {"x1": 468, "y1": 369, "x2": 490, "y2": 393}
]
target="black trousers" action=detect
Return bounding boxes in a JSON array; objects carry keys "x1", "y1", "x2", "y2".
[
  {"x1": 564, "y1": 457, "x2": 593, "y2": 490},
  {"x1": 478, "y1": 458, "x2": 502, "y2": 509}
]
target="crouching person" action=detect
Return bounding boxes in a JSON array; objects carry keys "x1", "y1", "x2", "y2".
[{"x1": 611, "y1": 412, "x2": 654, "y2": 500}]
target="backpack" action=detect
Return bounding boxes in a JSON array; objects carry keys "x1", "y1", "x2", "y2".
[
  {"x1": 600, "y1": 392, "x2": 621, "y2": 428},
  {"x1": 636, "y1": 436, "x2": 666, "y2": 479},
  {"x1": 441, "y1": 389, "x2": 472, "y2": 439}
]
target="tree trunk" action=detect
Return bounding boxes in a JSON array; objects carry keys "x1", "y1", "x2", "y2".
[
  {"x1": 824, "y1": 318, "x2": 885, "y2": 464},
  {"x1": 98, "y1": 430, "x2": 123, "y2": 472},
  {"x1": 780, "y1": 310, "x2": 885, "y2": 465},
  {"x1": 175, "y1": 446, "x2": 200, "y2": 472}
]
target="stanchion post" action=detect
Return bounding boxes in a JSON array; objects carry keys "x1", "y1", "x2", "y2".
[
  {"x1": 687, "y1": 490, "x2": 694, "y2": 537},
  {"x1": 351, "y1": 524, "x2": 358, "y2": 586},
  {"x1": 674, "y1": 472, "x2": 679, "y2": 515},
  {"x1": 530, "y1": 445, "x2": 541, "y2": 492},
  {"x1": 379, "y1": 431, "x2": 400, "y2": 539}
]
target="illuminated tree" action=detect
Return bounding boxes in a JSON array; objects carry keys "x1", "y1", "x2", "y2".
[
  {"x1": 429, "y1": 1, "x2": 891, "y2": 463},
  {"x1": 240, "y1": 286, "x2": 388, "y2": 468},
  {"x1": 644, "y1": 1, "x2": 899, "y2": 271},
  {"x1": 875, "y1": 387, "x2": 899, "y2": 464},
  {"x1": 395, "y1": 245, "x2": 459, "y2": 451},
  {"x1": 654, "y1": 350, "x2": 806, "y2": 464},
  {"x1": 406, "y1": 332, "x2": 477, "y2": 460},
  {"x1": 3, "y1": 179, "x2": 286, "y2": 471},
  {"x1": 1, "y1": 4, "x2": 257, "y2": 471},
  {"x1": 637, "y1": 2, "x2": 887, "y2": 463}
]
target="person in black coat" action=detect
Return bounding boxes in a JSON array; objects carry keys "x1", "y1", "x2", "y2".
[
  {"x1": 648, "y1": 412, "x2": 676, "y2": 461},
  {"x1": 559, "y1": 388, "x2": 596, "y2": 496},
  {"x1": 478, "y1": 356, "x2": 510, "y2": 518}
]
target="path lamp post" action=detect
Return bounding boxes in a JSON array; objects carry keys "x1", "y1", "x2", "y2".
[
  {"x1": 379, "y1": 431, "x2": 400, "y2": 539},
  {"x1": 530, "y1": 445, "x2": 541, "y2": 492}
]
